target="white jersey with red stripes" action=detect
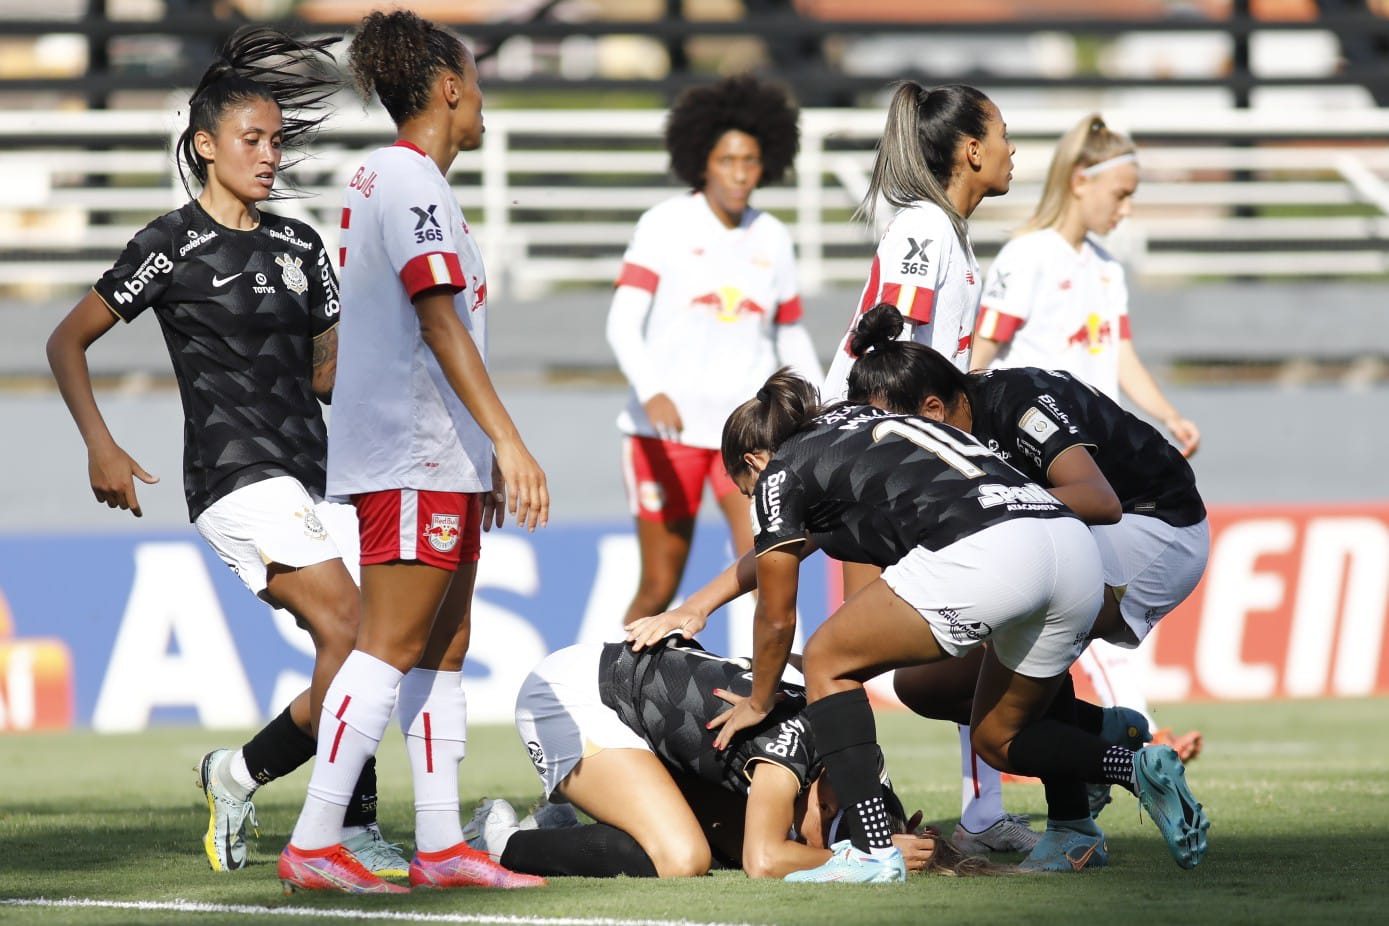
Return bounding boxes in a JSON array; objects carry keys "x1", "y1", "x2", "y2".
[
  {"x1": 611, "y1": 191, "x2": 805, "y2": 450},
  {"x1": 327, "y1": 142, "x2": 492, "y2": 496},
  {"x1": 822, "y1": 200, "x2": 981, "y2": 401},
  {"x1": 974, "y1": 228, "x2": 1130, "y2": 400}
]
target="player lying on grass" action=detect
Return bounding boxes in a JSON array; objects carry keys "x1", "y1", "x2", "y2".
[
  {"x1": 630, "y1": 368, "x2": 1209, "y2": 880},
  {"x1": 847, "y1": 303, "x2": 1210, "y2": 822},
  {"x1": 463, "y1": 636, "x2": 992, "y2": 879}
]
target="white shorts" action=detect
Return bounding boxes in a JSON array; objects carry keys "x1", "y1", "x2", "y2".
[
  {"x1": 513, "y1": 643, "x2": 650, "y2": 799},
  {"x1": 881, "y1": 517, "x2": 1103, "y2": 679},
  {"x1": 195, "y1": 476, "x2": 358, "y2": 597},
  {"x1": 1090, "y1": 515, "x2": 1210, "y2": 647}
]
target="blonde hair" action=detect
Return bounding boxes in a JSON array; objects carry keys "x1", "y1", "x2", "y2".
[
  {"x1": 1020, "y1": 113, "x2": 1136, "y2": 235},
  {"x1": 857, "y1": 82, "x2": 994, "y2": 249}
]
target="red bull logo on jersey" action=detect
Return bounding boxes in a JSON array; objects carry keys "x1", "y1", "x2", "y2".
[
  {"x1": 1065, "y1": 313, "x2": 1113, "y2": 354},
  {"x1": 689, "y1": 286, "x2": 766, "y2": 323},
  {"x1": 424, "y1": 514, "x2": 461, "y2": 553}
]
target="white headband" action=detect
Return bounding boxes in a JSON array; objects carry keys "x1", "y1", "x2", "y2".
[{"x1": 1080, "y1": 153, "x2": 1137, "y2": 177}]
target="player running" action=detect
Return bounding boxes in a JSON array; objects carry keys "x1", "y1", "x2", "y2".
[
  {"x1": 279, "y1": 9, "x2": 548, "y2": 895},
  {"x1": 45, "y1": 27, "x2": 404, "y2": 876},
  {"x1": 464, "y1": 636, "x2": 965, "y2": 879},
  {"x1": 850, "y1": 302, "x2": 1210, "y2": 831},
  {"x1": 633, "y1": 368, "x2": 1209, "y2": 880},
  {"x1": 607, "y1": 75, "x2": 822, "y2": 631}
]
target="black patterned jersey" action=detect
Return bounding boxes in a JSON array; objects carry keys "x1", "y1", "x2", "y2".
[
  {"x1": 968, "y1": 368, "x2": 1205, "y2": 527},
  {"x1": 598, "y1": 638, "x2": 816, "y2": 795},
  {"x1": 752, "y1": 404, "x2": 1074, "y2": 566},
  {"x1": 93, "y1": 201, "x2": 340, "y2": 520}
]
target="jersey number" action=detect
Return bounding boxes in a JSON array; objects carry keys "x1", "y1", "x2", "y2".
[{"x1": 871, "y1": 418, "x2": 990, "y2": 478}]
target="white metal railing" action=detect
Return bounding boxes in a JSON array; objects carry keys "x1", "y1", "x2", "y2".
[{"x1": 2, "y1": 105, "x2": 1389, "y2": 296}]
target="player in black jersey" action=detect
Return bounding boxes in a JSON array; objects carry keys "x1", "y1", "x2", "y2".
[
  {"x1": 844, "y1": 303, "x2": 1212, "y2": 865},
  {"x1": 463, "y1": 637, "x2": 953, "y2": 879},
  {"x1": 46, "y1": 28, "x2": 403, "y2": 877},
  {"x1": 633, "y1": 367, "x2": 1208, "y2": 878}
]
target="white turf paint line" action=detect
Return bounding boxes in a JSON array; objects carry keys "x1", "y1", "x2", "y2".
[{"x1": 0, "y1": 898, "x2": 755, "y2": 926}]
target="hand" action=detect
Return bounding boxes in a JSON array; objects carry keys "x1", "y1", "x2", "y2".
[
  {"x1": 624, "y1": 605, "x2": 707, "y2": 651},
  {"x1": 1164, "y1": 415, "x2": 1201, "y2": 458},
  {"x1": 481, "y1": 456, "x2": 506, "y2": 531},
  {"x1": 493, "y1": 438, "x2": 550, "y2": 532},
  {"x1": 891, "y1": 824, "x2": 939, "y2": 873},
  {"x1": 643, "y1": 393, "x2": 683, "y2": 442},
  {"x1": 708, "y1": 688, "x2": 773, "y2": 751},
  {"x1": 88, "y1": 443, "x2": 158, "y2": 518}
]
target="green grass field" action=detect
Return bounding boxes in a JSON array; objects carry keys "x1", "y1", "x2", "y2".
[{"x1": 2, "y1": 698, "x2": 1386, "y2": 926}]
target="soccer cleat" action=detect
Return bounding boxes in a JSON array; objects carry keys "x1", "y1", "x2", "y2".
[
  {"x1": 342, "y1": 823, "x2": 409, "y2": 878},
  {"x1": 410, "y1": 841, "x2": 546, "y2": 889},
  {"x1": 1087, "y1": 783, "x2": 1115, "y2": 819},
  {"x1": 278, "y1": 843, "x2": 410, "y2": 894},
  {"x1": 462, "y1": 798, "x2": 522, "y2": 862},
  {"x1": 520, "y1": 798, "x2": 581, "y2": 831},
  {"x1": 783, "y1": 840, "x2": 906, "y2": 884},
  {"x1": 1153, "y1": 728, "x2": 1204, "y2": 763},
  {"x1": 1018, "y1": 825, "x2": 1109, "y2": 873},
  {"x1": 196, "y1": 748, "x2": 259, "y2": 872},
  {"x1": 1133, "y1": 744, "x2": 1210, "y2": 870},
  {"x1": 952, "y1": 813, "x2": 1040, "y2": 854}
]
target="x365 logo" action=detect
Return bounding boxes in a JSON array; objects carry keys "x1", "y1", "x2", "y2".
[
  {"x1": 901, "y1": 237, "x2": 932, "y2": 276},
  {"x1": 411, "y1": 205, "x2": 444, "y2": 243}
]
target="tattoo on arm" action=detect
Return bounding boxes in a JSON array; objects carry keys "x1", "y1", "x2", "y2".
[{"x1": 311, "y1": 327, "x2": 338, "y2": 401}]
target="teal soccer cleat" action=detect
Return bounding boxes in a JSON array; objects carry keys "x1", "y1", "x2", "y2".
[
  {"x1": 1134, "y1": 744, "x2": 1210, "y2": 869},
  {"x1": 1018, "y1": 824, "x2": 1109, "y2": 873},
  {"x1": 784, "y1": 840, "x2": 906, "y2": 883}
]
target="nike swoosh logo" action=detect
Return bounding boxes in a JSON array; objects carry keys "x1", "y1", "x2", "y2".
[
  {"x1": 212, "y1": 273, "x2": 242, "y2": 287},
  {"x1": 1068, "y1": 842, "x2": 1098, "y2": 870}
]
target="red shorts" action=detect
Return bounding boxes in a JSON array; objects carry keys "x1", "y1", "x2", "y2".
[
  {"x1": 622, "y1": 436, "x2": 739, "y2": 523},
  {"x1": 353, "y1": 489, "x2": 482, "y2": 571}
]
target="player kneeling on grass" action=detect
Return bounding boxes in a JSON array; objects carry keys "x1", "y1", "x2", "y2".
[
  {"x1": 464, "y1": 636, "x2": 991, "y2": 879},
  {"x1": 630, "y1": 368, "x2": 1209, "y2": 880}
]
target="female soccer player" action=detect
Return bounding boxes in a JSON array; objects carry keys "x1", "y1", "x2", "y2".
[
  {"x1": 45, "y1": 27, "x2": 402, "y2": 877},
  {"x1": 633, "y1": 368, "x2": 1209, "y2": 879},
  {"x1": 279, "y1": 10, "x2": 548, "y2": 894},
  {"x1": 466, "y1": 636, "x2": 954, "y2": 879},
  {"x1": 606, "y1": 75, "x2": 822, "y2": 629},
  {"x1": 821, "y1": 81, "x2": 1014, "y2": 400},
  {"x1": 848, "y1": 303, "x2": 1210, "y2": 822},
  {"x1": 970, "y1": 113, "x2": 1202, "y2": 781}
]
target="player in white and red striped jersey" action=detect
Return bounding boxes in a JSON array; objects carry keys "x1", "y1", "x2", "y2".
[
  {"x1": 973, "y1": 228, "x2": 1131, "y2": 400},
  {"x1": 821, "y1": 82, "x2": 1012, "y2": 402},
  {"x1": 283, "y1": 10, "x2": 547, "y2": 895},
  {"x1": 608, "y1": 76, "x2": 822, "y2": 631}
]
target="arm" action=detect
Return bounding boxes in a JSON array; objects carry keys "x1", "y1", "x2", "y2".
[
  {"x1": 1117, "y1": 340, "x2": 1200, "y2": 457},
  {"x1": 711, "y1": 545, "x2": 802, "y2": 750},
  {"x1": 46, "y1": 291, "x2": 159, "y2": 517},
  {"x1": 606, "y1": 283, "x2": 682, "y2": 438},
  {"x1": 968, "y1": 335, "x2": 1001, "y2": 372},
  {"x1": 1044, "y1": 444, "x2": 1122, "y2": 524},
  {"x1": 742, "y1": 764, "x2": 831, "y2": 878},
  {"x1": 415, "y1": 290, "x2": 549, "y2": 530},
  {"x1": 310, "y1": 326, "x2": 337, "y2": 403}
]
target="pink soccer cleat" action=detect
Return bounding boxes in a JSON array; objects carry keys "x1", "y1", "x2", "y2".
[
  {"x1": 409, "y1": 841, "x2": 547, "y2": 889},
  {"x1": 278, "y1": 843, "x2": 410, "y2": 894}
]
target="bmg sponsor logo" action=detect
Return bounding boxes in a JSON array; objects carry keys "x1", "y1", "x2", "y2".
[{"x1": 113, "y1": 252, "x2": 172, "y2": 305}]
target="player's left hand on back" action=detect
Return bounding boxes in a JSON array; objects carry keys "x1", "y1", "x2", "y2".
[{"x1": 708, "y1": 689, "x2": 774, "y2": 750}]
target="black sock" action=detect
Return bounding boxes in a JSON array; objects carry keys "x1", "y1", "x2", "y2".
[
  {"x1": 1101, "y1": 745, "x2": 1135, "y2": 789},
  {"x1": 241, "y1": 706, "x2": 314, "y2": 785},
  {"x1": 806, "y1": 688, "x2": 891, "y2": 852},
  {"x1": 1008, "y1": 717, "x2": 1109, "y2": 781},
  {"x1": 343, "y1": 758, "x2": 378, "y2": 828},
  {"x1": 499, "y1": 824, "x2": 658, "y2": 878},
  {"x1": 1074, "y1": 699, "x2": 1105, "y2": 735}
]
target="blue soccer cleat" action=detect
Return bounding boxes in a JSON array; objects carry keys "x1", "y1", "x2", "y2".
[
  {"x1": 1134, "y1": 744, "x2": 1210, "y2": 869},
  {"x1": 1018, "y1": 823, "x2": 1109, "y2": 873},
  {"x1": 784, "y1": 840, "x2": 906, "y2": 883}
]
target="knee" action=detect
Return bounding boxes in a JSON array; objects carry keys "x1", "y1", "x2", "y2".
[
  {"x1": 647, "y1": 839, "x2": 711, "y2": 879},
  {"x1": 969, "y1": 722, "x2": 1016, "y2": 772}
]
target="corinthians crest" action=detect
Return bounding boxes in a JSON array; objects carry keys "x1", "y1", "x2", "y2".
[{"x1": 276, "y1": 253, "x2": 309, "y2": 294}]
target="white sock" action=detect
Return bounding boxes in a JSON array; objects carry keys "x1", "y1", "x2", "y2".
[
  {"x1": 399, "y1": 668, "x2": 468, "y2": 853},
  {"x1": 957, "y1": 724, "x2": 1007, "y2": 833},
  {"x1": 290, "y1": 650, "x2": 402, "y2": 850},
  {"x1": 217, "y1": 749, "x2": 257, "y2": 801},
  {"x1": 1076, "y1": 640, "x2": 1156, "y2": 729}
]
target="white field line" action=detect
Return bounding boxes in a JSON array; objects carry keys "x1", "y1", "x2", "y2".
[{"x1": 0, "y1": 898, "x2": 756, "y2": 926}]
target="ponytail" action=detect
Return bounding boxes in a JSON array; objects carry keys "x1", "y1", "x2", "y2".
[
  {"x1": 846, "y1": 304, "x2": 972, "y2": 416},
  {"x1": 721, "y1": 368, "x2": 822, "y2": 481}
]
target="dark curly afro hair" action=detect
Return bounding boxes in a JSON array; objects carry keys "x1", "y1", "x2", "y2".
[{"x1": 665, "y1": 75, "x2": 800, "y2": 190}]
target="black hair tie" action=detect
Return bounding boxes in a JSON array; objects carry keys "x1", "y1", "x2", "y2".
[{"x1": 756, "y1": 387, "x2": 771, "y2": 403}]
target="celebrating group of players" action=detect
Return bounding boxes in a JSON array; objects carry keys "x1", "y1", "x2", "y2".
[{"x1": 46, "y1": 6, "x2": 1210, "y2": 893}]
